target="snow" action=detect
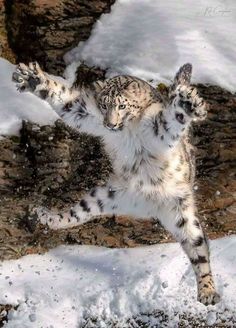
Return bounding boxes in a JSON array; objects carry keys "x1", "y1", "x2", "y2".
[
  {"x1": 0, "y1": 58, "x2": 58, "y2": 136},
  {"x1": 65, "y1": 0, "x2": 236, "y2": 92},
  {"x1": 0, "y1": 236, "x2": 236, "y2": 327}
]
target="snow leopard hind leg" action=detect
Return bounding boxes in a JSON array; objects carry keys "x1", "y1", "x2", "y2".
[{"x1": 32, "y1": 183, "x2": 151, "y2": 230}]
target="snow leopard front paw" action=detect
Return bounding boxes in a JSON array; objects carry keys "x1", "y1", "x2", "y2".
[
  {"x1": 197, "y1": 274, "x2": 220, "y2": 306},
  {"x1": 198, "y1": 287, "x2": 221, "y2": 306},
  {"x1": 12, "y1": 62, "x2": 44, "y2": 93},
  {"x1": 171, "y1": 85, "x2": 207, "y2": 122}
]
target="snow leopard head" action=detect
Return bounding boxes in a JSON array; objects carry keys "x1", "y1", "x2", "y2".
[{"x1": 96, "y1": 76, "x2": 156, "y2": 131}]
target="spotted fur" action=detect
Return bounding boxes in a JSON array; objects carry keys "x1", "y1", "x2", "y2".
[{"x1": 12, "y1": 62, "x2": 219, "y2": 306}]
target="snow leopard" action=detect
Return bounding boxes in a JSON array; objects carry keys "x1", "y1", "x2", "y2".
[{"x1": 12, "y1": 61, "x2": 220, "y2": 306}]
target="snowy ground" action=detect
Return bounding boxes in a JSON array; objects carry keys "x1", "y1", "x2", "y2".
[
  {"x1": 65, "y1": 0, "x2": 236, "y2": 92},
  {"x1": 0, "y1": 236, "x2": 236, "y2": 327}
]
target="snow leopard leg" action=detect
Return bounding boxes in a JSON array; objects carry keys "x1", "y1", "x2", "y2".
[
  {"x1": 34, "y1": 183, "x2": 147, "y2": 230},
  {"x1": 157, "y1": 195, "x2": 220, "y2": 306},
  {"x1": 12, "y1": 62, "x2": 79, "y2": 110}
]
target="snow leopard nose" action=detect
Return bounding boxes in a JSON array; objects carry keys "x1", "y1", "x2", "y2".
[{"x1": 105, "y1": 122, "x2": 117, "y2": 130}]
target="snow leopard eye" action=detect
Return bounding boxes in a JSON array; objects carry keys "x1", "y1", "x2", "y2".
[
  {"x1": 119, "y1": 104, "x2": 126, "y2": 110},
  {"x1": 101, "y1": 103, "x2": 107, "y2": 110}
]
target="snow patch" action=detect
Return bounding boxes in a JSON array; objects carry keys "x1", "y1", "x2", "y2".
[
  {"x1": 65, "y1": 0, "x2": 236, "y2": 91},
  {"x1": 0, "y1": 236, "x2": 236, "y2": 327}
]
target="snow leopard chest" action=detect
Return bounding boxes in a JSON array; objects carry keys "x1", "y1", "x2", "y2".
[
  {"x1": 120, "y1": 153, "x2": 175, "y2": 198},
  {"x1": 105, "y1": 132, "x2": 188, "y2": 200}
]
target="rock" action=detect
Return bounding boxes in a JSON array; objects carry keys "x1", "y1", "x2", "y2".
[
  {"x1": 4, "y1": 0, "x2": 115, "y2": 74},
  {"x1": 0, "y1": 0, "x2": 16, "y2": 62},
  {"x1": 193, "y1": 84, "x2": 236, "y2": 240}
]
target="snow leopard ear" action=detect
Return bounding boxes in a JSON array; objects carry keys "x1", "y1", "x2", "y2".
[
  {"x1": 173, "y1": 63, "x2": 192, "y2": 88},
  {"x1": 122, "y1": 80, "x2": 139, "y2": 92}
]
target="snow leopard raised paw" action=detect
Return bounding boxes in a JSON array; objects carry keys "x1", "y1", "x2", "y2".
[
  {"x1": 173, "y1": 85, "x2": 207, "y2": 122},
  {"x1": 12, "y1": 62, "x2": 45, "y2": 92}
]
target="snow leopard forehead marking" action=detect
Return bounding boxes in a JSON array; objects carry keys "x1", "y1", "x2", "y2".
[
  {"x1": 97, "y1": 75, "x2": 162, "y2": 111},
  {"x1": 100, "y1": 76, "x2": 138, "y2": 102}
]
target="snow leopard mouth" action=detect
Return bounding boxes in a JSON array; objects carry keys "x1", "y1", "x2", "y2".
[{"x1": 104, "y1": 123, "x2": 124, "y2": 131}]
